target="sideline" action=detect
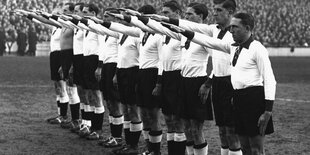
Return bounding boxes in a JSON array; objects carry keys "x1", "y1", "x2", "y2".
[
  {"x1": 0, "y1": 84, "x2": 52, "y2": 88},
  {"x1": 276, "y1": 98, "x2": 310, "y2": 103}
]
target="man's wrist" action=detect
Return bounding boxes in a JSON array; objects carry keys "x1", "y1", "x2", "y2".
[
  {"x1": 264, "y1": 111, "x2": 272, "y2": 115},
  {"x1": 265, "y1": 100, "x2": 274, "y2": 112}
]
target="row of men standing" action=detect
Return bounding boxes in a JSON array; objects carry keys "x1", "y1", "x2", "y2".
[{"x1": 20, "y1": 0, "x2": 276, "y2": 155}]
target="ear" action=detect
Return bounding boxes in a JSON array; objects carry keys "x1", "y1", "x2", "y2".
[
  {"x1": 199, "y1": 14, "x2": 204, "y2": 20},
  {"x1": 245, "y1": 25, "x2": 251, "y2": 32}
]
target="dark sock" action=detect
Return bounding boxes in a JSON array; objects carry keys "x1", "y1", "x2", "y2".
[
  {"x1": 167, "y1": 140, "x2": 175, "y2": 155},
  {"x1": 57, "y1": 101, "x2": 60, "y2": 108},
  {"x1": 81, "y1": 109, "x2": 85, "y2": 120},
  {"x1": 70, "y1": 103, "x2": 80, "y2": 120},
  {"x1": 59, "y1": 102, "x2": 68, "y2": 117},
  {"x1": 112, "y1": 115, "x2": 123, "y2": 138},
  {"x1": 124, "y1": 128, "x2": 130, "y2": 145},
  {"x1": 94, "y1": 112, "x2": 104, "y2": 130},
  {"x1": 175, "y1": 140, "x2": 186, "y2": 155},
  {"x1": 130, "y1": 121, "x2": 142, "y2": 146}
]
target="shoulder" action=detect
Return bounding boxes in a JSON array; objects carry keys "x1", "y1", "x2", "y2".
[{"x1": 251, "y1": 40, "x2": 269, "y2": 57}]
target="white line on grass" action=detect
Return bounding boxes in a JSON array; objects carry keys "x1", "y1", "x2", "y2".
[
  {"x1": 276, "y1": 98, "x2": 310, "y2": 103},
  {"x1": 0, "y1": 84, "x2": 52, "y2": 88}
]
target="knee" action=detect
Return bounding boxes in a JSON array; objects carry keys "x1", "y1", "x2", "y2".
[
  {"x1": 226, "y1": 134, "x2": 241, "y2": 149},
  {"x1": 250, "y1": 148, "x2": 264, "y2": 155}
]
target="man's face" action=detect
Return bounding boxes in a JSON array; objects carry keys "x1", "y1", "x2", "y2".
[
  {"x1": 213, "y1": 3, "x2": 230, "y2": 26},
  {"x1": 184, "y1": 7, "x2": 200, "y2": 23},
  {"x1": 161, "y1": 7, "x2": 178, "y2": 18},
  {"x1": 82, "y1": 7, "x2": 93, "y2": 17},
  {"x1": 74, "y1": 5, "x2": 83, "y2": 16},
  {"x1": 229, "y1": 17, "x2": 249, "y2": 43},
  {"x1": 62, "y1": 4, "x2": 72, "y2": 14},
  {"x1": 103, "y1": 12, "x2": 115, "y2": 22}
]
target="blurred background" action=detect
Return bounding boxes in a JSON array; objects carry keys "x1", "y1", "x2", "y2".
[{"x1": 0, "y1": 0, "x2": 309, "y2": 56}]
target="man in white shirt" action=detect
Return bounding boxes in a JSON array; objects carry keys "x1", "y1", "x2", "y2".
[
  {"x1": 173, "y1": 12, "x2": 276, "y2": 155},
  {"x1": 71, "y1": 3, "x2": 105, "y2": 140},
  {"x1": 103, "y1": 5, "x2": 162, "y2": 154},
  {"x1": 157, "y1": 1, "x2": 242, "y2": 154}
]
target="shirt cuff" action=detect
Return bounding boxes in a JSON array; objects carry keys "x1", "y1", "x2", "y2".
[
  {"x1": 97, "y1": 61, "x2": 104, "y2": 68},
  {"x1": 156, "y1": 75, "x2": 162, "y2": 84},
  {"x1": 71, "y1": 18, "x2": 79, "y2": 25},
  {"x1": 265, "y1": 100, "x2": 274, "y2": 112},
  {"x1": 181, "y1": 30, "x2": 195, "y2": 40},
  {"x1": 101, "y1": 21, "x2": 111, "y2": 28},
  {"x1": 51, "y1": 15, "x2": 59, "y2": 21},
  {"x1": 169, "y1": 18, "x2": 179, "y2": 26},
  {"x1": 124, "y1": 15, "x2": 131, "y2": 23},
  {"x1": 80, "y1": 18, "x2": 88, "y2": 26},
  {"x1": 137, "y1": 16, "x2": 149, "y2": 25}
]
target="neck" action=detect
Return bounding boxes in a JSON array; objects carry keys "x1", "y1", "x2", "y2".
[{"x1": 239, "y1": 33, "x2": 252, "y2": 44}]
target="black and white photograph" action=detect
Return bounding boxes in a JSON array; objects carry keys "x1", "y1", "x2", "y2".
[{"x1": 0, "y1": 0, "x2": 309, "y2": 154}]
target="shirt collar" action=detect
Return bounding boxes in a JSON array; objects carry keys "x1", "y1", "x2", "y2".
[
  {"x1": 231, "y1": 35, "x2": 254, "y2": 49},
  {"x1": 216, "y1": 24, "x2": 229, "y2": 31}
]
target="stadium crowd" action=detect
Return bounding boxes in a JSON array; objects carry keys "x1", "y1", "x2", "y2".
[{"x1": 1, "y1": 0, "x2": 309, "y2": 47}]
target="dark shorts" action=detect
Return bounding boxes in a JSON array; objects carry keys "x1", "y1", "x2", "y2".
[
  {"x1": 136, "y1": 68, "x2": 161, "y2": 108},
  {"x1": 100, "y1": 63, "x2": 120, "y2": 101},
  {"x1": 60, "y1": 49, "x2": 74, "y2": 80},
  {"x1": 161, "y1": 70, "x2": 182, "y2": 115},
  {"x1": 233, "y1": 86, "x2": 274, "y2": 136},
  {"x1": 180, "y1": 76, "x2": 213, "y2": 121},
  {"x1": 83, "y1": 55, "x2": 99, "y2": 90},
  {"x1": 50, "y1": 50, "x2": 61, "y2": 81},
  {"x1": 117, "y1": 66, "x2": 139, "y2": 105},
  {"x1": 212, "y1": 76, "x2": 235, "y2": 126},
  {"x1": 72, "y1": 54, "x2": 85, "y2": 86}
]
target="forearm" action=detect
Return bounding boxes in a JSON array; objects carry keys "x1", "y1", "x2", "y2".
[{"x1": 182, "y1": 30, "x2": 230, "y2": 53}]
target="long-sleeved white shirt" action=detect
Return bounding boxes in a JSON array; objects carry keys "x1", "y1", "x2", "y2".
[
  {"x1": 97, "y1": 34, "x2": 118, "y2": 63},
  {"x1": 50, "y1": 27, "x2": 61, "y2": 52},
  {"x1": 180, "y1": 36, "x2": 210, "y2": 77},
  {"x1": 83, "y1": 30, "x2": 99, "y2": 56},
  {"x1": 147, "y1": 19, "x2": 211, "y2": 77},
  {"x1": 189, "y1": 32, "x2": 276, "y2": 100},
  {"x1": 117, "y1": 33, "x2": 140, "y2": 68},
  {"x1": 177, "y1": 20, "x2": 233, "y2": 77},
  {"x1": 146, "y1": 19, "x2": 182, "y2": 72},
  {"x1": 109, "y1": 22, "x2": 163, "y2": 71},
  {"x1": 73, "y1": 29, "x2": 84, "y2": 55}
]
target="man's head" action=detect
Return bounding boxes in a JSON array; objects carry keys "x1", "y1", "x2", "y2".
[
  {"x1": 162, "y1": 0, "x2": 181, "y2": 18},
  {"x1": 185, "y1": 3, "x2": 208, "y2": 23},
  {"x1": 74, "y1": 3, "x2": 84, "y2": 16},
  {"x1": 229, "y1": 12, "x2": 254, "y2": 43},
  {"x1": 212, "y1": 0, "x2": 236, "y2": 27},
  {"x1": 82, "y1": 3, "x2": 99, "y2": 17},
  {"x1": 120, "y1": 6, "x2": 136, "y2": 26},
  {"x1": 138, "y1": 5, "x2": 156, "y2": 15},
  {"x1": 62, "y1": 3, "x2": 74, "y2": 14},
  {"x1": 104, "y1": 8, "x2": 120, "y2": 22}
]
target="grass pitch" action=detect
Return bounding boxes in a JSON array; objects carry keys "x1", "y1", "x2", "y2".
[{"x1": 0, "y1": 56, "x2": 309, "y2": 155}]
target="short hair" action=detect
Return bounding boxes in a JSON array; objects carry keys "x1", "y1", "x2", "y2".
[
  {"x1": 124, "y1": 6, "x2": 136, "y2": 11},
  {"x1": 138, "y1": 5, "x2": 156, "y2": 14},
  {"x1": 105, "y1": 8, "x2": 120, "y2": 14},
  {"x1": 190, "y1": 3, "x2": 208, "y2": 20},
  {"x1": 163, "y1": 0, "x2": 181, "y2": 12},
  {"x1": 233, "y1": 12, "x2": 255, "y2": 30},
  {"x1": 75, "y1": 3, "x2": 84, "y2": 11},
  {"x1": 213, "y1": 0, "x2": 237, "y2": 12},
  {"x1": 188, "y1": 2, "x2": 200, "y2": 7},
  {"x1": 65, "y1": 3, "x2": 75, "y2": 11},
  {"x1": 85, "y1": 3, "x2": 99, "y2": 15}
]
